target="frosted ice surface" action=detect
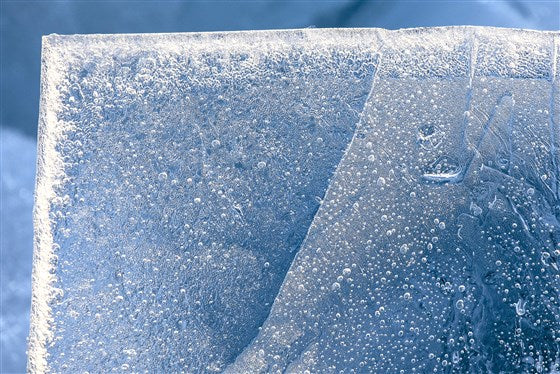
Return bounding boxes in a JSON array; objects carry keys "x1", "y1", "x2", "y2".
[
  {"x1": 30, "y1": 27, "x2": 560, "y2": 373},
  {"x1": 28, "y1": 29, "x2": 380, "y2": 372},
  {"x1": 229, "y1": 28, "x2": 560, "y2": 373}
]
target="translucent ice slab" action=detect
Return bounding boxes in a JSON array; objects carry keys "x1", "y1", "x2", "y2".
[
  {"x1": 229, "y1": 28, "x2": 560, "y2": 373},
  {"x1": 28, "y1": 29, "x2": 381, "y2": 372},
  {"x1": 30, "y1": 27, "x2": 560, "y2": 373}
]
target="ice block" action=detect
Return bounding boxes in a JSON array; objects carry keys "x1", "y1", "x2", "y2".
[{"x1": 30, "y1": 27, "x2": 560, "y2": 373}]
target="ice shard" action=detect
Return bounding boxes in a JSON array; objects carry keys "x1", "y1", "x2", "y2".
[
  {"x1": 29, "y1": 30, "x2": 380, "y2": 372},
  {"x1": 229, "y1": 28, "x2": 560, "y2": 373},
  {"x1": 30, "y1": 27, "x2": 560, "y2": 373}
]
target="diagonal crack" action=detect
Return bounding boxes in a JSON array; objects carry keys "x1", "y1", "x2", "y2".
[{"x1": 225, "y1": 34, "x2": 386, "y2": 371}]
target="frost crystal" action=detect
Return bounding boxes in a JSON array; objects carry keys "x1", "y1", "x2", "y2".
[{"x1": 30, "y1": 27, "x2": 559, "y2": 373}]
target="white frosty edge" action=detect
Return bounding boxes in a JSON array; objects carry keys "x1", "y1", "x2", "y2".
[
  {"x1": 39, "y1": 27, "x2": 556, "y2": 60},
  {"x1": 42, "y1": 25, "x2": 556, "y2": 40},
  {"x1": 42, "y1": 28, "x2": 384, "y2": 57},
  {"x1": 28, "y1": 36, "x2": 70, "y2": 373}
]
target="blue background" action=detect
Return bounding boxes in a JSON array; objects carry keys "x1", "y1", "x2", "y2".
[{"x1": 1, "y1": 1, "x2": 558, "y2": 372}]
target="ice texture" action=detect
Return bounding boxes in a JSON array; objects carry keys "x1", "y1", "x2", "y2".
[
  {"x1": 229, "y1": 28, "x2": 560, "y2": 373},
  {"x1": 30, "y1": 27, "x2": 560, "y2": 373},
  {"x1": 29, "y1": 29, "x2": 380, "y2": 373}
]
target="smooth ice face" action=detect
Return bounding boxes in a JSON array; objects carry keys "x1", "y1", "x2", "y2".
[
  {"x1": 229, "y1": 28, "x2": 560, "y2": 373},
  {"x1": 29, "y1": 30, "x2": 380, "y2": 373}
]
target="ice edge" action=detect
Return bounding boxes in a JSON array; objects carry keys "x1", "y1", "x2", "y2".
[{"x1": 28, "y1": 36, "x2": 68, "y2": 374}]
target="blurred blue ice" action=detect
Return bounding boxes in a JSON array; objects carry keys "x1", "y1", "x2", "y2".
[
  {"x1": 1, "y1": 129, "x2": 35, "y2": 373},
  {"x1": 0, "y1": 1, "x2": 558, "y2": 372}
]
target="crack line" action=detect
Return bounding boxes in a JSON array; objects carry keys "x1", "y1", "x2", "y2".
[{"x1": 225, "y1": 31, "x2": 387, "y2": 371}]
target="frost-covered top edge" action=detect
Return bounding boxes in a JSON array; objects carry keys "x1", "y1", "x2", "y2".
[
  {"x1": 41, "y1": 26, "x2": 558, "y2": 41},
  {"x1": 41, "y1": 27, "x2": 558, "y2": 54}
]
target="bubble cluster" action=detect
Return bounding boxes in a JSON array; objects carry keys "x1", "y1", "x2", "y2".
[{"x1": 229, "y1": 28, "x2": 560, "y2": 374}]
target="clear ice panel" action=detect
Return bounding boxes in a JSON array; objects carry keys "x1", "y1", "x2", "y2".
[
  {"x1": 29, "y1": 30, "x2": 381, "y2": 373},
  {"x1": 229, "y1": 28, "x2": 560, "y2": 373}
]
